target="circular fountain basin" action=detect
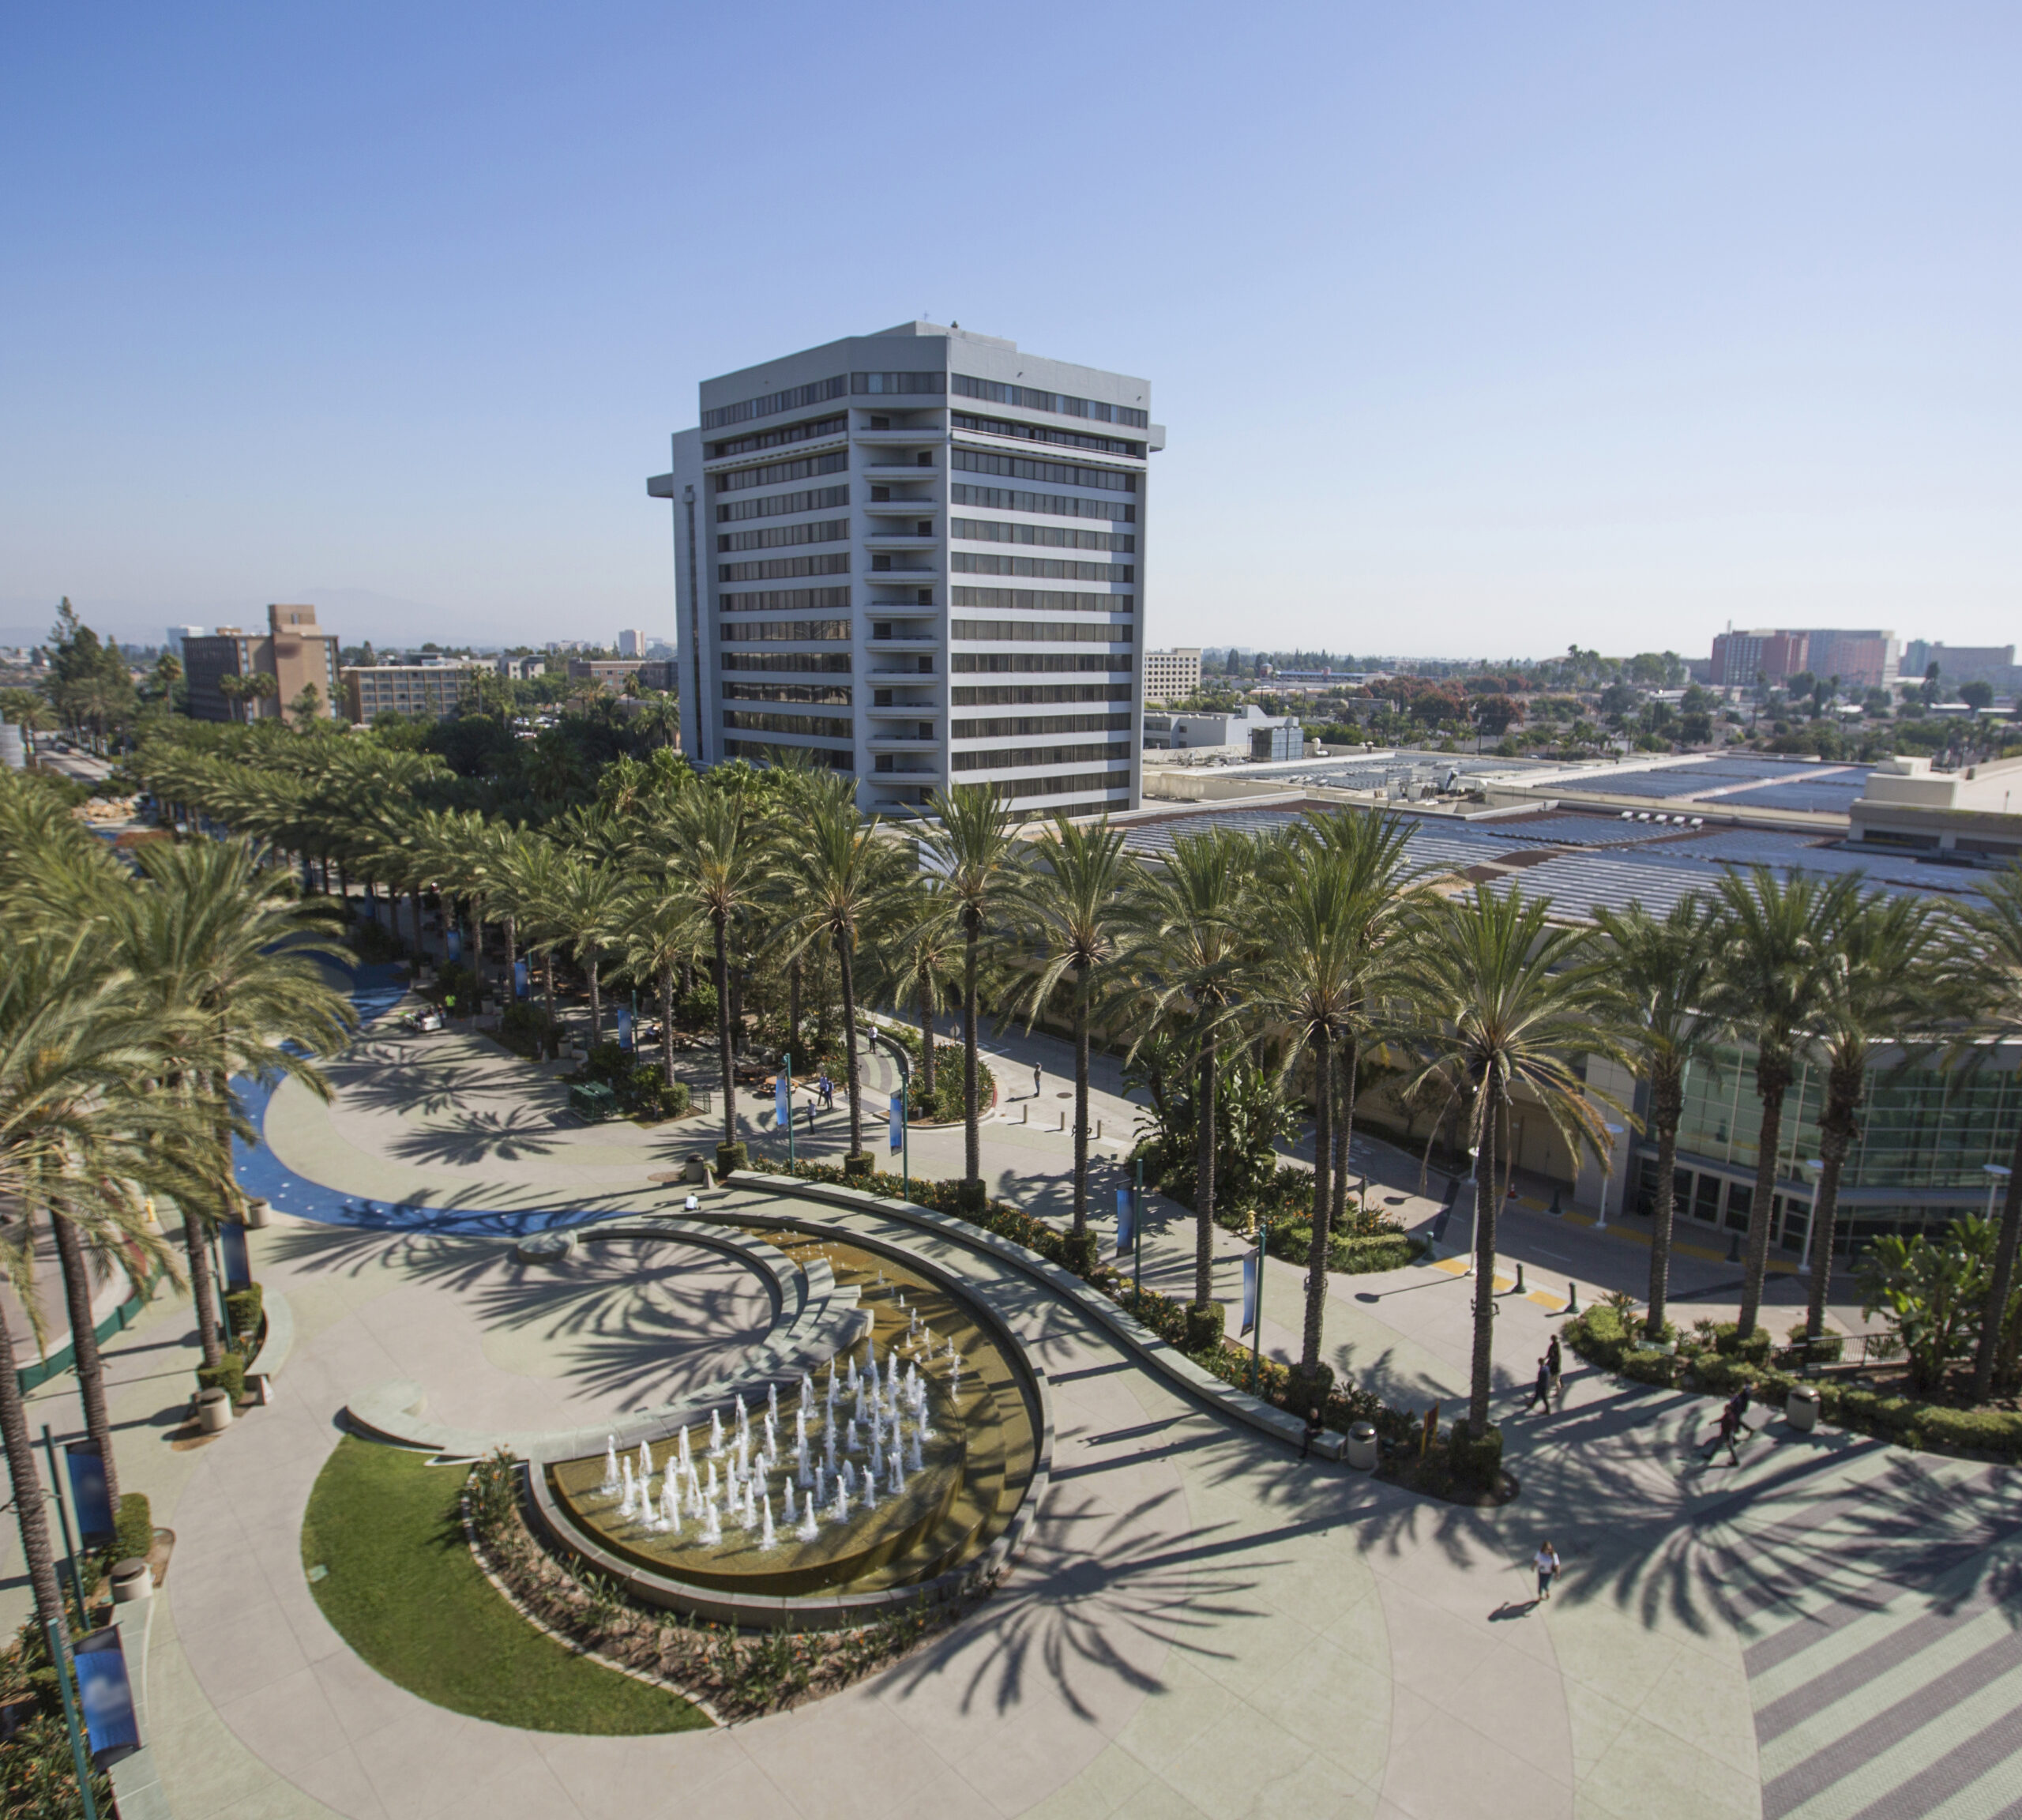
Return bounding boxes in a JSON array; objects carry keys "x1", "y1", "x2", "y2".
[{"x1": 536, "y1": 1227, "x2": 1045, "y2": 1625}]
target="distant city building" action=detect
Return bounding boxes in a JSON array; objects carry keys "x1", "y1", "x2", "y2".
[
  {"x1": 648, "y1": 319, "x2": 1158, "y2": 815},
  {"x1": 1144, "y1": 703, "x2": 1287, "y2": 752},
  {"x1": 181, "y1": 604, "x2": 341, "y2": 724},
  {"x1": 1802, "y1": 630, "x2": 1899, "y2": 689},
  {"x1": 567, "y1": 657, "x2": 675, "y2": 692},
  {"x1": 617, "y1": 629, "x2": 647, "y2": 658},
  {"x1": 1708, "y1": 629, "x2": 1810, "y2": 690},
  {"x1": 1709, "y1": 627, "x2": 1898, "y2": 690},
  {"x1": 1906, "y1": 643, "x2": 2017, "y2": 691},
  {"x1": 1142, "y1": 647, "x2": 1202, "y2": 705},
  {"x1": 164, "y1": 625, "x2": 206, "y2": 662},
  {"x1": 343, "y1": 660, "x2": 485, "y2": 724},
  {"x1": 494, "y1": 656, "x2": 546, "y2": 680}
]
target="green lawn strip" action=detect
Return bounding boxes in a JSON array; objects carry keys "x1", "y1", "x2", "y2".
[{"x1": 300, "y1": 1436, "x2": 709, "y2": 1734}]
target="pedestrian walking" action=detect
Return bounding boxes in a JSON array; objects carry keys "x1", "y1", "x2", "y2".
[
  {"x1": 1534, "y1": 1540, "x2": 1561, "y2": 1602},
  {"x1": 1032, "y1": 1063, "x2": 1043, "y2": 1100},
  {"x1": 1546, "y1": 1334, "x2": 1564, "y2": 1408},
  {"x1": 1522, "y1": 1355, "x2": 1552, "y2": 1414},
  {"x1": 1300, "y1": 1406, "x2": 1325, "y2": 1459},
  {"x1": 1702, "y1": 1401, "x2": 1741, "y2": 1466},
  {"x1": 1727, "y1": 1385, "x2": 1757, "y2": 1438}
]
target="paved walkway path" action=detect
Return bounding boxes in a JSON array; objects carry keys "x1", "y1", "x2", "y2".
[{"x1": 13, "y1": 977, "x2": 2017, "y2": 1820}]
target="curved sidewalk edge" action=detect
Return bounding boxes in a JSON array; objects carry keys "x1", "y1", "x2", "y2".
[{"x1": 735, "y1": 1175, "x2": 1347, "y2": 1463}]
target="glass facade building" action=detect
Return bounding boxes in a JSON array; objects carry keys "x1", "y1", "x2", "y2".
[{"x1": 1631, "y1": 1041, "x2": 2022, "y2": 1258}]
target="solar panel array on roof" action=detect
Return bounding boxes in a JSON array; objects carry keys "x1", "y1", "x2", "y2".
[
  {"x1": 1716, "y1": 769, "x2": 1874, "y2": 814},
  {"x1": 1475, "y1": 814, "x2": 1694, "y2": 847},
  {"x1": 1479, "y1": 851, "x2": 1709, "y2": 919}
]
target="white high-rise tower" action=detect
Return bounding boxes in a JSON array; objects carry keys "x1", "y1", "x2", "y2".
[{"x1": 648, "y1": 322, "x2": 1159, "y2": 816}]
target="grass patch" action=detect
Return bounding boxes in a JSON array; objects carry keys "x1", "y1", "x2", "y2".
[{"x1": 300, "y1": 1436, "x2": 708, "y2": 1734}]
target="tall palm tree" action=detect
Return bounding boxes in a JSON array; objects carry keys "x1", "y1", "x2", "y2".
[
  {"x1": 1949, "y1": 867, "x2": 2022, "y2": 1401},
  {"x1": 1592, "y1": 894, "x2": 1723, "y2": 1339},
  {"x1": 774, "y1": 789, "x2": 907, "y2": 1168},
  {"x1": 1124, "y1": 827, "x2": 1257, "y2": 1346},
  {"x1": 1291, "y1": 808, "x2": 1428, "y2": 1239},
  {"x1": 1799, "y1": 889, "x2": 1949, "y2": 1347},
  {"x1": 1706, "y1": 867, "x2": 1862, "y2": 1341},
  {"x1": 667, "y1": 785, "x2": 774, "y2": 1169},
  {"x1": 1403, "y1": 886, "x2": 1622, "y2": 1438},
  {"x1": 548, "y1": 856, "x2": 626, "y2": 1045},
  {"x1": 116, "y1": 839, "x2": 355, "y2": 1369},
  {"x1": 0, "y1": 937, "x2": 194, "y2": 1587},
  {"x1": 1011, "y1": 816, "x2": 1138, "y2": 1270},
  {"x1": 618, "y1": 872, "x2": 702, "y2": 1095},
  {"x1": 917, "y1": 785, "x2": 1026, "y2": 1209},
  {"x1": 885, "y1": 880, "x2": 961, "y2": 1107}
]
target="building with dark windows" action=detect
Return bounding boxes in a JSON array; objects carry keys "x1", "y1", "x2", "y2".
[
  {"x1": 648, "y1": 322, "x2": 1160, "y2": 815},
  {"x1": 182, "y1": 604, "x2": 342, "y2": 724}
]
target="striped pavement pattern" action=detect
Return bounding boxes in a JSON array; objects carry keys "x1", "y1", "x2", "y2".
[{"x1": 1697, "y1": 1453, "x2": 2022, "y2": 1819}]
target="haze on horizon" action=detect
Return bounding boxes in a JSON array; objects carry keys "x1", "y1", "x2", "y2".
[{"x1": 3, "y1": 3, "x2": 2018, "y2": 659}]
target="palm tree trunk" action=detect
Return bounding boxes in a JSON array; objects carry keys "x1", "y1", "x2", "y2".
[
  {"x1": 1335, "y1": 1035, "x2": 1360, "y2": 1228},
  {"x1": 185, "y1": 1192, "x2": 223, "y2": 1372},
  {"x1": 918, "y1": 984, "x2": 935, "y2": 1102},
  {"x1": 410, "y1": 889, "x2": 425, "y2": 961},
  {"x1": 0, "y1": 1293, "x2": 67, "y2": 1636},
  {"x1": 663, "y1": 958, "x2": 679, "y2": 1084},
  {"x1": 1195, "y1": 1028, "x2": 1217, "y2": 1309},
  {"x1": 1071, "y1": 968, "x2": 1091, "y2": 1235},
  {"x1": 1300, "y1": 1028, "x2": 1333, "y2": 1378},
  {"x1": 962, "y1": 920, "x2": 982, "y2": 1192},
  {"x1": 586, "y1": 957, "x2": 601, "y2": 1046},
  {"x1": 1645, "y1": 1065, "x2": 1682, "y2": 1339},
  {"x1": 1971, "y1": 1118, "x2": 2022, "y2": 1402},
  {"x1": 49, "y1": 1205, "x2": 121, "y2": 1512},
  {"x1": 713, "y1": 912, "x2": 736, "y2": 1151},
  {"x1": 1468, "y1": 1083, "x2": 1502, "y2": 1437},
  {"x1": 503, "y1": 913, "x2": 517, "y2": 986},
  {"x1": 839, "y1": 929, "x2": 866, "y2": 1158},
  {"x1": 1737, "y1": 1059, "x2": 1790, "y2": 1340},
  {"x1": 471, "y1": 897, "x2": 484, "y2": 988}
]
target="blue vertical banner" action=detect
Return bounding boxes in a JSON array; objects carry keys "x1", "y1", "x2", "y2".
[
  {"x1": 446, "y1": 928, "x2": 462, "y2": 962},
  {"x1": 1115, "y1": 1186, "x2": 1135, "y2": 1256},
  {"x1": 889, "y1": 1096, "x2": 904, "y2": 1153},
  {"x1": 220, "y1": 1221, "x2": 250, "y2": 1288},
  {"x1": 73, "y1": 1629, "x2": 141, "y2": 1754},
  {"x1": 776, "y1": 1071, "x2": 791, "y2": 1127},
  {"x1": 65, "y1": 1443, "x2": 112, "y2": 1540},
  {"x1": 513, "y1": 959, "x2": 528, "y2": 1000},
  {"x1": 616, "y1": 1009, "x2": 633, "y2": 1051},
  {"x1": 1240, "y1": 1246, "x2": 1260, "y2": 1337}
]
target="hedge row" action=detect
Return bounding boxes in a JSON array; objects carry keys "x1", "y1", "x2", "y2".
[{"x1": 1563, "y1": 1307, "x2": 2022, "y2": 1461}]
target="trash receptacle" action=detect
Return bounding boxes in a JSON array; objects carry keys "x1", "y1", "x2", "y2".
[
  {"x1": 110, "y1": 1559, "x2": 153, "y2": 1604},
  {"x1": 1787, "y1": 1386, "x2": 1821, "y2": 1433},
  {"x1": 1347, "y1": 1422, "x2": 1378, "y2": 1470},
  {"x1": 682, "y1": 1155, "x2": 709, "y2": 1185},
  {"x1": 243, "y1": 1197, "x2": 269, "y2": 1229},
  {"x1": 197, "y1": 1386, "x2": 233, "y2": 1433}
]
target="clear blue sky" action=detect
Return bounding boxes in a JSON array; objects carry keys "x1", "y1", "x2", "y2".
[{"x1": 4, "y1": 3, "x2": 2017, "y2": 658}]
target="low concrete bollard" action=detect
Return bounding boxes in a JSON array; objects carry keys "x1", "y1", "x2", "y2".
[
  {"x1": 1786, "y1": 1386, "x2": 1821, "y2": 1433},
  {"x1": 1347, "y1": 1422, "x2": 1379, "y2": 1471},
  {"x1": 196, "y1": 1386, "x2": 233, "y2": 1434},
  {"x1": 110, "y1": 1559, "x2": 152, "y2": 1604}
]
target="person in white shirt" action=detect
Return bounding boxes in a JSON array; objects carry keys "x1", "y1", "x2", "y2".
[{"x1": 1534, "y1": 1540, "x2": 1561, "y2": 1602}]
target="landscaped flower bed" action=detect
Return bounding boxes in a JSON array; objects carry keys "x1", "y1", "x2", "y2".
[{"x1": 1561, "y1": 1303, "x2": 2022, "y2": 1461}]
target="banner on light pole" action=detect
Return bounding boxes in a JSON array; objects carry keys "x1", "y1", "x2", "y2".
[
  {"x1": 776, "y1": 1072, "x2": 791, "y2": 1128},
  {"x1": 889, "y1": 1097, "x2": 904, "y2": 1153},
  {"x1": 1115, "y1": 1186, "x2": 1135, "y2": 1256},
  {"x1": 1240, "y1": 1246, "x2": 1259, "y2": 1337}
]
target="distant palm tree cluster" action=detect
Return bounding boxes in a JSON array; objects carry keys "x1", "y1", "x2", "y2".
[{"x1": 96, "y1": 721, "x2": 2022, "y2": 1457}]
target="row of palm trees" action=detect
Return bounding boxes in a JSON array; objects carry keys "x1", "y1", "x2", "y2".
[
  {"x1": 0, "y1": 769, "x2": 354, "y2": 1645},
  {"x1": 126, "y1": 723, "x2": 2022, "y2": 1433}
]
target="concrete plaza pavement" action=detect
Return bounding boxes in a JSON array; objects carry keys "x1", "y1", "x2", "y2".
[{"x1": 8, "y1": 991, "x2": 2020, "y2": 1818}]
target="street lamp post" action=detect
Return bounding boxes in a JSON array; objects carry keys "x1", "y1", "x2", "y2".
[
  {"x1": 1595, "y1": 1123, "x2": 1625, "y2": 1232},
  {"x1": 1463, "y1": 1147, "x2": 1480, "y2": 1275}
]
